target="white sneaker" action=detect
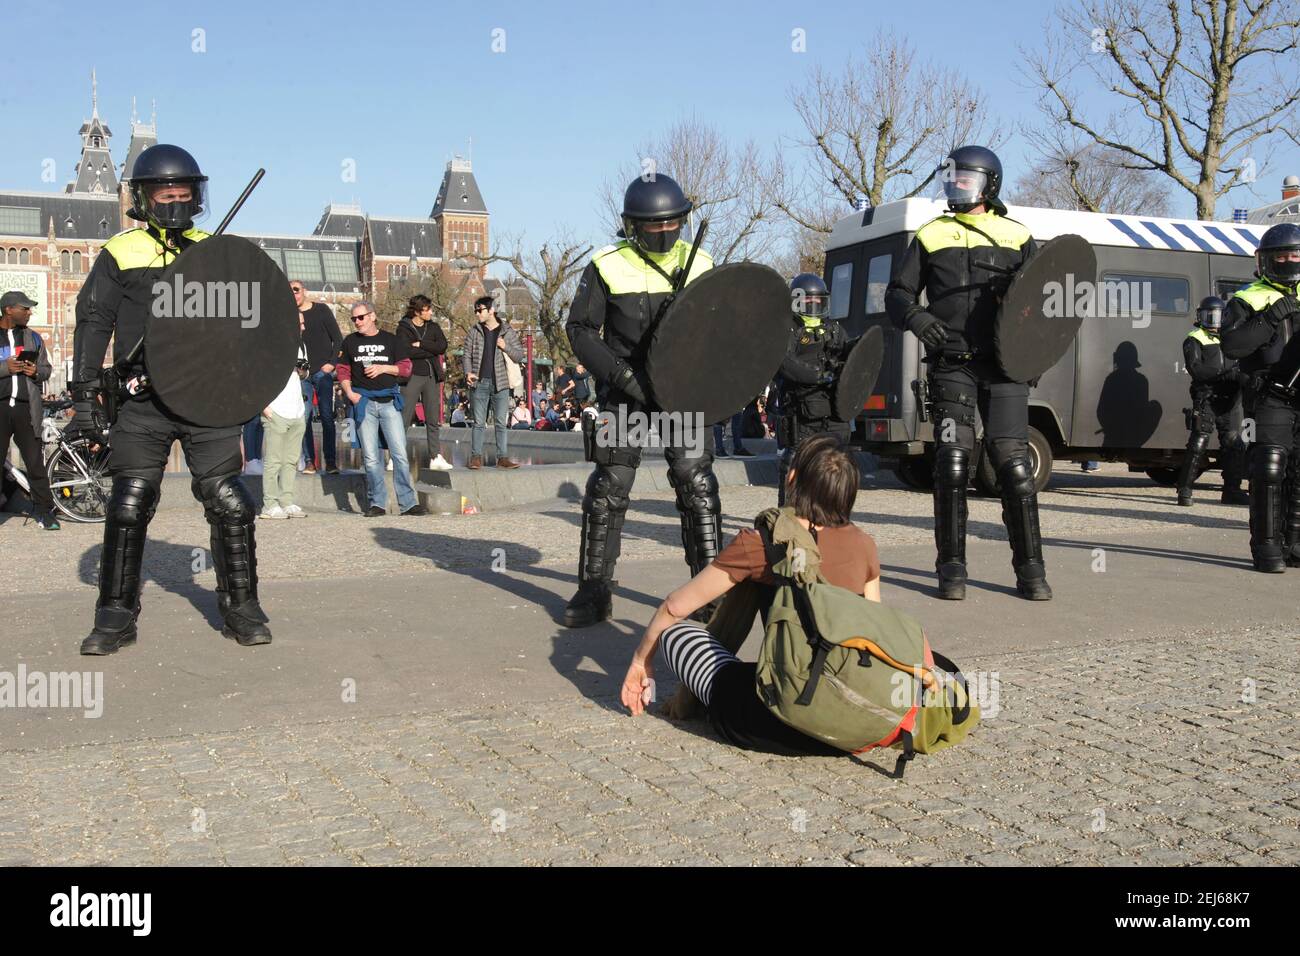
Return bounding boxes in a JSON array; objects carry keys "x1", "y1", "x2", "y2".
[
  {"x1": 430, "y1": 454, "x2": 453, "y2": 471},
  {"x1": 386, "y1": 458, "x2": 394, "y2": 471},
  {"x1": 283, "y1": 504, "x2": 308, "y2": 518},
  {"x1": 244, "y1": 459, "x2": 264, "y2": 476},
  {"x1": 259, "y1": 505, "x2": 287, "y2": 520}
]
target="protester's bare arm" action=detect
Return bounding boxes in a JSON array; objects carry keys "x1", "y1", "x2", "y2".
[
  {"x1": 864, "y1": 578, "x2": 881, "y2": 603},
  {"x1": 622, "y1": 565, "x2": 736, "y2": 716}
]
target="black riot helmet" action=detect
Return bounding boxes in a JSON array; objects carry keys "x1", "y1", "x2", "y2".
[
  {"x1": 790, "y1": 273, "x2": 830, "y2": 321},
  {"x1": 940, "y1": 145, "x2": 1005, "y2": 215},
  {"x1": 622, "y1": 174, "x2": 692, "y2": 255},
  {"x1": 1196, "y1": 295, "x2": 1226, "y2": 332},
  {"x1": 1256, "y1": 223, "x2": 1300, "y2": 288},
  {"x1": 127, "y1": 144, "x2": 209, "y2": 231}
]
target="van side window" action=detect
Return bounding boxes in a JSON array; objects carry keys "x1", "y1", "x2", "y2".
[
  {"x1": 864, "y1": 254, "x2": 892, "y2": 315},
  {"x1": 1100, "y1": 273, "x2": 1191, "y2": 315},
  {"x1": 1216, "y1": 278, "x2": 1251, "y2": 298},
  {"x1": 829, "y1": 262, "x2": 853, "y2": 320}
]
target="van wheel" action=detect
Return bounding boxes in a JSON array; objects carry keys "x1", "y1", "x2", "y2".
[
  {"x1": 894, "y1": 456, "x2": 934, "y2": 491},
  {"x1": 972, "y1": 426, "x2": 1053, "y2": 496}
]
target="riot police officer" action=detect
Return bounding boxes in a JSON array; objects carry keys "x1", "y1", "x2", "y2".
[
  {"x1": 1221, "y1": 222, "x2": 1300, "y2": 572},
  {"x1": 1175, "y1": 296, "x2": 1248, "y2": 507},
  {"x1": 70, "y1": 144, "x2": 272, "y2": 654},
  {"x1": 563, "y1": 174, "x2": 719, "y2": 627},
  {"x1": 885, "y1": 145, "x2": 1050, "y2": 601},
  {"x1": 776, "y1": 273, "x2": 850, "y2": 504}
]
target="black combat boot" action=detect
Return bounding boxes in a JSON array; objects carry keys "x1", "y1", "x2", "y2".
[
  {"x1": 933, "y1": 446, "x2": 969, "y2": 600},
  {"x1": 1000, "y1": 457, "x2": 1052, "y2": 601},
  {"x1": 563, "y1": 485, "x2": 626, "y2": 628},
  {"x1": 1220, "y1": 436, "x2": 1249, "y2": 504},
  {"x1": 81, "y1": 477, "x2": 156, "y2": 656},
  {"x1": 1249, "y1": 446, "x2": 1287, "y2": 572},
  {"x1": 670, "y1": 465, "x2": 723, "y2": 622},
  {"x1": 1176, "y1": 431, "x2": 1208, "y2": 507},
  {"x1": 203, "y1": 476, "x2": 272, "y2": 645}
]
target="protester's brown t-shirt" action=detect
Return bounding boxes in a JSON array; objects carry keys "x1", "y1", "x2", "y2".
[{"x1": 711, "y1": 523, "x2": 880, "y2": 592}]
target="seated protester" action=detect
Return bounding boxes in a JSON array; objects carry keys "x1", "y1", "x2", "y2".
[
  {"x1": 510, "y1": 396, "x2": 533, "y2": 430},
  {"x1": 620, "y1": 434, "x2": 879, "y2": 754},
  {"x1": 449, "y1": 401, "x2": 469, "y2": 427}
]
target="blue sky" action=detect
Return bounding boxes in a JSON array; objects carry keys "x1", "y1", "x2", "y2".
[{"x1": 4, "y1": 0, "x2": 1296, "y2": 267}]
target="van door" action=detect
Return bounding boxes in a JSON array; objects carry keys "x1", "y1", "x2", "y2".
[{"x1": 1073, "y1": 248, "x2": 1199, "y2": 453}]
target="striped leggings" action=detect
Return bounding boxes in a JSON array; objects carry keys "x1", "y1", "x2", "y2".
[{"x1": 659, "y1": 622, "x2": 738, "y2": 707}]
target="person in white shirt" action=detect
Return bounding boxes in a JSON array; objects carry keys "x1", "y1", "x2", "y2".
[
  {"x1": 510, "y1": 396, "x2": 533, "y2": 429},
  {"x1": 260, "y1": 312, "x2": 310, "y2": 519}
]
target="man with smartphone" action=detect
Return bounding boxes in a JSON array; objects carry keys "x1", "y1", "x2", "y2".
[{"x1": 0, "y1": 291, "x2": 58, "y2": 530}]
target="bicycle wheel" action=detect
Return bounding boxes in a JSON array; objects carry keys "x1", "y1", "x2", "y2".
[{"x1": 47, "y1": 440, "x2": 112, "y2": 523}]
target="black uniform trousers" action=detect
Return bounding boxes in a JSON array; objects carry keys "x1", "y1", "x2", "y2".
[
  {"x1": 0, "y1": 400, "x2": 55, "y2": 512},
  {"x1": 1245, "y1": 390, "x2": 1300, "y2": 563},
  {"x1": 110, "y1": 395, "x2": 242, "y2": 490},
  {"x1": 1181, "y1": 385, "x2": 1245, "y2": 487},
  {"x1": 927, "y1": 354, "x2": 1029, "y2": 466},
  {"x1": 578, "y1": 388, "x2": 720, "y2": 583}
]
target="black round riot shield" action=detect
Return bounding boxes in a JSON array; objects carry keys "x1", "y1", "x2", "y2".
[
  {"x1": 144, "y1": 235, "x2": 300, "y2": 427},
  {"x1": 833, "y1": 325, "x2": 884, "y2": 422},
  {"x1": 645, "y1": 262, "x2": 790, "y2": 424},
  {"x1": 995, "y1": 234, "x2": 1096, "y2": 383}
]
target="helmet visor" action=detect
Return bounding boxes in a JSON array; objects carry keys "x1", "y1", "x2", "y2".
[
  {"x1": 1261, "y1": 248, "x2": 1300, "y2": 285},
  {"x1": 1197, "y1": 303, "x2": 1223, "y2": 331},
  {"x1": 943, "y1": 169, "x2": 988, "y2": 208},
  {"x1": 134, "y1": 179, "x2": 208, "y2": 229},
  {"x1": 793, "y1": 290, "x2": 829, "y2": 318}
]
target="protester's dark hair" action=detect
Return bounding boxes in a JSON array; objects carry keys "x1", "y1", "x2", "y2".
[
  {"x1": 403, "y1": 294, "x2": 432, "y2": 320},
  {"x1": 786, "y1": 433, "x2": 858, "y2": 527},
  {"x1": 474, "y1": 295, "x2": 496, "y2": 313}
]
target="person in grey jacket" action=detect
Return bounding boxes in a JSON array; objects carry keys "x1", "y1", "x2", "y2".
[
  {"x1": 463, "y1": 296, "x2": 525, "y2": 470},
  {"x1": 0, "y1": 291, "x2": 58, "y2": 529}
]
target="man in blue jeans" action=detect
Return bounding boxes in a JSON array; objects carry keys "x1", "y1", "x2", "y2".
[
  {"x1": 337, "y1": 302, "x2": 426, "y2": 516},
  {"x1": 463, "y1": 295, "x2": 525, "y2": 470},
  {"x1": 294, "y1": 282, "x2": 343, "y2": 474}
]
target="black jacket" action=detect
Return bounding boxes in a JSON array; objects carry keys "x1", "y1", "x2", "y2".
[
  {"x1": 776, "y1": 317, "x2": 847, "y2": 419},
  {"x1": 398, "y1": 317, "x2": 448, "y2": 381},
  {"x1": 301, "y1": 302, "x2": 344, "y2": 374},
  {"x1": 885, "y1": 211, "x2": 1035, "y2": 354}
]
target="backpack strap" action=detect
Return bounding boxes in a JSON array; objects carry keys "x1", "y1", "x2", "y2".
[
  {"x1": 757, "y1": 525, "x2": 831, "y2": 707},
  {"x1": 931, "y1": 651, "x2": 972, "y2": 724},
  {"x1": 892, "y1": 730, "x2": 916, "y2": 778}
]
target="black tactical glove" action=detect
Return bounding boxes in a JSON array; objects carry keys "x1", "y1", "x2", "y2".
[
  {"x1": 71, "y1": 381, "x2": 110, "y2": 444},
  {"x1": 906, "y1": 311, "x2": 948, "y2": 351},
  {"x1": 610, "y1": 363, "x2": 648, "y2": 405}
]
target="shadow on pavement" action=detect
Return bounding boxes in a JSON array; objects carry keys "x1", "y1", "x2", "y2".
[{"x1": 76, "y1": 540, "x2": 224, "y2": 629}]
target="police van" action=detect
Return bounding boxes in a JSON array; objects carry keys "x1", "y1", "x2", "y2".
[{"x1": 825, "y1": 198, "x2": 1265, "y2": 492}]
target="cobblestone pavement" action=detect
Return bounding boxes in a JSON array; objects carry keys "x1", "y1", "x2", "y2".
[
  {"x1": 1, "y1": 625, "x2": 1296, "y2": 867},
  {"x1": 2, "y1": 466, "x2": 1297, "y2": 865}
]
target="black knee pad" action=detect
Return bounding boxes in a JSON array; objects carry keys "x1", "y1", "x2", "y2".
[
  {"x1": 669, "y1": 464, "x2": 720, "y2": 512},
  {"x1": 1251, "y1": 445, "x2": 1288, "y2": 484},
  {"x1": 933, "y1": 445, "x2": 970, "y2": 489},
  {"x1": 998, "y1": 456, "x2": 1035, "y2": 499},
  {"x1": 107, "y1": 476, "x2": 159, "y2": 527},
  {"x1": 584, "y1": 466, "x2": 633, "y2": 515},
  {"x1": 197, "y1": 473, "x2": 256, "y2": 524}
]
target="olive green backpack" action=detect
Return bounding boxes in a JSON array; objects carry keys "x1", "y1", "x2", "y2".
[{"x1": 752, "y1": 509, "x2": 978, "y2": 773}]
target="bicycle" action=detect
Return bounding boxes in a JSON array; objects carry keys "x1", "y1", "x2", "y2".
[{"x1": 2, "y1": 399, "x2": 112, "y2": 523}]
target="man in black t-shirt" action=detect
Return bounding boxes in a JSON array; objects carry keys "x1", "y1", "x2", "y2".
[
  {"x1": 336, "y1": 303, "x2": 425, "y2": 516},
  {"x1": 295, "y1": 283, "x2": 344, "y2": 474}
]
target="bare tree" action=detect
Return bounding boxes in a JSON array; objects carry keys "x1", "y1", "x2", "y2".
[
  {"x1": 598, "y1": 116, "x2": 783, "y2": 264},
  {"x1": 1010, "y1": 139, "x2": 1173, "y2": 214},
  {"x1": 483, "y1": 231, "x2": 592, "y2": 361},
  {"x1": 1026, "y1": 0, "x2": 1300, "y2": 220},
  {"x1": 783, "y1": 30, "x2": 1001, "y2": 224}
]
